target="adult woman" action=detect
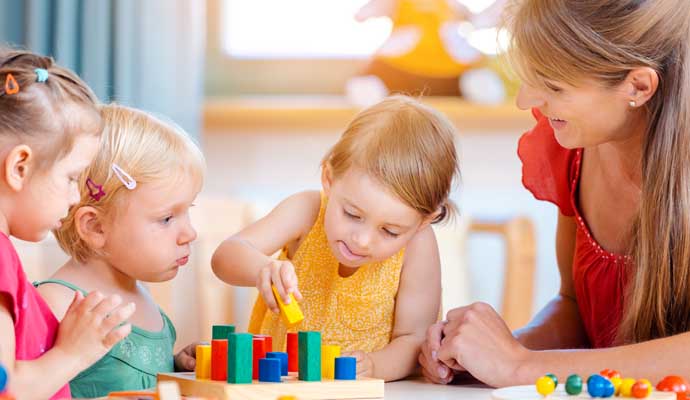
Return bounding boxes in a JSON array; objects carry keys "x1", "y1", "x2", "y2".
[{"x1": 420, "y1": 0, "x2": 690, "y2": 387}]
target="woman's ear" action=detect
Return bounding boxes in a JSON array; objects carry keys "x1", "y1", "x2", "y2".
[
  {"x1": 4, "y1": 144, "x2": 33, "y2": 192},
  {"x1": 74, "y1": 206, "x2": 107, "y2": 250},
  {"x1": 321, "y1": 164, "x2": 334, "y2": 196},
  {"x1": 625, "y1": 67, "x2": 659, "y2": 108}
]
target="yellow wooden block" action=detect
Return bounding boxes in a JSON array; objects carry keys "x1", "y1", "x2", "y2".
[
  {"x1": 272, "y1": 286, "x2": 304, "y2": 326},
  {"x1": 321, "y1": 345, "x2": 341, "y2": 380},
  {"x1": 195, "y1": 344, "x2": 212, "y2": 379}
]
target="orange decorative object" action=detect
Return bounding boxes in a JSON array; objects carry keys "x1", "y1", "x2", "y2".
[
  {"x1": 657, "y1": 376, "x2": 689, "y2": 400},
  {"x1": 632, "y1": 380, "x2": 652, "y2": 399},
  {"x1": 4, "y1": 74, "x2": 19, "y2": 95},
  {"x1": 600, "y1": 369, "x2": 621, "y2": 379}
]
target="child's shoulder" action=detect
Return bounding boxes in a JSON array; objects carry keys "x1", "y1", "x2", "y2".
[
  {"x1": 34, "y1": 267, "x2": 85, "y2": 321},
  {"x1": 273, "y1": 190, "x2": 322, "y2": 230}
]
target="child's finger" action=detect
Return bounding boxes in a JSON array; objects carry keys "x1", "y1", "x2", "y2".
[
  {"x1": 64, "y1": 290, "x2": 84, "y2": 316},
  {"x1": 280, "y1": 266, "x2": 301, "y2": 301},
  {"x1": 78, "y1": 291, "x2": 105, "y2": 314},
  {"x1": 100, "y1": 302, "x2": 136, "y2": 333},
  {"x1": 292, "y1": 286, "x2": 303, "y2": 302},
  {"x1": 103, "y1": 323, "x2": 132, "y2": 349},
  {"x1": 271, "y1": 264, "x2": 289, "y2": 304},
  {"x1": 91, "y1": 294, "x2": 124, "y2": 321},
  {"x1": 175, "y1": 351, "x2": 196, "y2": 371},
  {"x1": 258, "y1": 269, "x2": 279, "y2": 312},
  {"x1": 260, "y1": 283, "x2": 279, "y2": 313},
  {"x1": 426, "y1": 322, "x2": 445, "y2": 359}
]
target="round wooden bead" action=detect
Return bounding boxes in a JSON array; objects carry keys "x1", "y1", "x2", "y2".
[
  {"x1": 565, "y1": 374, "x2": 583, "y2": 395},
  {"x1": 536, "y1": 375, "x2": 556, "y2": 396},
  {"x1": 632, "y1": 380, "x2": 651, "y2": 398},
  {"x1": 546, "y1": 373, "x2": 558, "y2": 389},
  {"x1": 588, "y1": 374, "x2": 607, "y2": 398},
  {"x1": 620, "y1": 378, "x2": 638, "y2": 397}
]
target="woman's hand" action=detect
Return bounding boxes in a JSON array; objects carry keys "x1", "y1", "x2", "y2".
[
  {"x1": 419, "y1": 321, "x2": 465, "y2": 384},
  {"x1": 437, "y1": 302, "x2": 531, "y2": 387}
]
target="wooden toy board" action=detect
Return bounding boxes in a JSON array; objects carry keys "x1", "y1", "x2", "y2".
[
  {"x1": 492, "y1": 385, "x2": 675, "y2": 400},
  {"x1": 158, "y1": 372, "x2": 384, "y2": 400}
]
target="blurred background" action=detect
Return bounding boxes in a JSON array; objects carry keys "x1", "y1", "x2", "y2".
[{"x1": 1, "y1": 0, "x2": 560, "y2": 349}]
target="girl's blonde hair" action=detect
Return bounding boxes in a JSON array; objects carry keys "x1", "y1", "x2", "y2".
[
  {"x1": 323, "y1": 95, "x2": 459, "y2": 223},
  {"x1": 54, "y1": 104, "x2": 205, "y2": 262},
  {"x1": 506, "y1": 0, "x2": 690, "y2": 344}
]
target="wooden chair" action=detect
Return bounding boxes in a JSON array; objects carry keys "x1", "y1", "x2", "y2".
[{"x1": 468, "y1": 216, "x2": 536, "y2": 330}]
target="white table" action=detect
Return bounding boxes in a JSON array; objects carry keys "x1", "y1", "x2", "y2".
[{"x1": 385, "y1": 378, "x2": 494, "y2": 399}]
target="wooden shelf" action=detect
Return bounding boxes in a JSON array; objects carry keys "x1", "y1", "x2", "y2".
[{"x1": 203, "y1": 96, "x2": 534, "y2": 134}]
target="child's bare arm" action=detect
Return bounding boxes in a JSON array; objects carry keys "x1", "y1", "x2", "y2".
[
  {"x1": 0, "y1": 292, "x2": 134, "y2": 399},
  {"x1": 211, "y1": 191, "x2": 320, "y2": 309},
  {"x1": 350, "y1": 226, "x2": 441, "y2": 381}
]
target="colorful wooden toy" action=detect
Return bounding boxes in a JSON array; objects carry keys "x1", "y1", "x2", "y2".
[
  {"x1": 227, "y1": 333, "x2": 252, "y2": 384},
  {"x1": 258, "y1": 358, "x2": 282, "y2": 383},
  {"x1": 212, "y1": 324, "x2": 235, "y2": 340},
  {"x1": 334, "y1": 357, "x2": 357, "y2": 380},
  {"x1": 287, "y1": 332, "x2": 299, "y2": 372},
  {"x1": 157, "y1": 328, "x2": 386, "y2": 400},
  {"x1": 545, "y1": 373, "x2": 558, "y2": 389},
  {"x1": 619, "y1": 378, "x2": 638, "y2": 396},
  {"x1": 321, "y1": 345, "x2": 341, "y2": 380},
  {"x1": 254, "y1": 334, "x2": 273, "y2": 352},
  {"x1": 266, "y1": 352, "x2": 288, "y2": 376},
  {"x1": 0, "y1": 364, "x2": 6, "y2": 393},
  {"x1": 536, "y1": 375, "x2": 555, "y2": 397},
  {"x1": 492, "y1": 385, "x2": 674, "y2": 400},
  {"x1": 195, "y1": 344, "x2": 212, "y2": 379},
  {"x1": 587, "y1": 374, "x2": 610, "y2": 398},
  {"x1": 298, "y1": 331, "x2": 321, "y2": 381},
  {"x1": 253, "y1": 337, "x2": 267, "y2": 380},
  {"x1": 565, "y1": 374, "x2": 582, "y2": 395},
  {"x1": 656, "y1": 376, "x2": 689, "y2": 400},
  {"x1": 633, "y1": 380, "x2": 652, "y2": 398},
  {"x1": 211, "y1": 339, "x2": 228, "y2": 381},
  {"x1": 272, "y1": 286, "x2": 304, "y2": 327},
  {"x1": 600, "y1": 369, "x2": 621, "y2": 380}
]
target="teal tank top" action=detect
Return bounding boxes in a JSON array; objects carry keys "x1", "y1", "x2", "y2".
[{"x1": 34, "y1": 279, "x2": 177, "y2": 399}]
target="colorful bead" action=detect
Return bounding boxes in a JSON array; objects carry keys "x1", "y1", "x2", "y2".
[
  {"x1": 565, "y1": 374, "x2": 583, "y2": 395},
  {"x1": 587, "y1": 374, "x2": 607, "y2": 398},
  {"x1": 546, "y1": 373, "x2": 558, "y2": 389},
  {"x1": 610, "y1": 376, "x2": 623, "y2": 395},
  {"x1": 632, "y1": 380, "x2": 651, "y2": 398},
  {"x1": 536, "y1": 375, "x2": 556, "y2": 397},
  {"x1": 620, "y1": 378, "x2": 637, "y2": 397}
]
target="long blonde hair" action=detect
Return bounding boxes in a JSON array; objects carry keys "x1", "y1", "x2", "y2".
[
  {"x1": 506, "y1": 0, "x2": 690, "y2": 344},
  {"x1": 54, "y1": 104, "x2": 205, "y2": 263},
  {"x1": 322, "y1": 95, "x2": 459, "y2": 223}
]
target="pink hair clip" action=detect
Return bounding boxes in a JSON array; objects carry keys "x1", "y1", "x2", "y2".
[{"x1": 86, "y1": 178, "x2": 105, "y2": 201}]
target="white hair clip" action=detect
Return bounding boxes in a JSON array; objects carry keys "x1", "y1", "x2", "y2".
[{"x1": 111, "y1": 163, "x2": 137, "y2": 190}]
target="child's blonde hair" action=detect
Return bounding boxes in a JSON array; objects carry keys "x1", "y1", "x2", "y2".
[
  {"x1": 323, "y1": 95, "x2": 459, "y2": 223},
  {"x1": 54, "y1": 104, "x2": 205, "y2": 262}
]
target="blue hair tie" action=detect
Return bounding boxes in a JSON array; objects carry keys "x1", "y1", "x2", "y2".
[{"x1": 34, "y1": 68, "x2": 48, "y2": 83}]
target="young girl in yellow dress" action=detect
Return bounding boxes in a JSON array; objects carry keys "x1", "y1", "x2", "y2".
[{"x1": 212, "y1": 95, "x2": 459, "y2": 381}]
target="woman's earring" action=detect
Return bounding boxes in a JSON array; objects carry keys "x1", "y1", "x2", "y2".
[{"x1": 629, "y1": 100, "x2": 637, "y2": 108}]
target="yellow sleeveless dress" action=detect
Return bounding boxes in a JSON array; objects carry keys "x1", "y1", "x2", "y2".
[{"x1": 248, "y1": 194, "x2": 405, "y2": 353}]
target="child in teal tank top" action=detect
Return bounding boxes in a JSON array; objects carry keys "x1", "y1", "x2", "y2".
[{"x1": 35, "y1": 104, "x2": 206, "y2": 398}]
